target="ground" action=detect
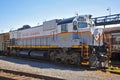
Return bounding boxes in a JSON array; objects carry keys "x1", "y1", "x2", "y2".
[{"x1": 0, "y1": 56, "x2": 120, "y2": 80}]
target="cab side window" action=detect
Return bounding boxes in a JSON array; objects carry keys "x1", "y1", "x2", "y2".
[
  {"x1": 73, "y1": 21, "x2": 77, "y2": 30},
  {"x1": 61, "y1": 24, "x2": 68, "y2": 32}
]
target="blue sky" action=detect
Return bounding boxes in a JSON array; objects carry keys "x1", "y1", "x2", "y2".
[{"x1": 0, "y1": 0, "x2": 120, "y2": 32}]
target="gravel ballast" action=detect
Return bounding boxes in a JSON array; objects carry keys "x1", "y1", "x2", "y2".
[{"x1": 0, "y1": 56, "x2": 120, "y2": 80}]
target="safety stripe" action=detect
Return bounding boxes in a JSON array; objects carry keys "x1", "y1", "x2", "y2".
[
  {"x1": 16, "y1": 31, "x2": 93, "y2": 40},
  {"x1": 94, "y1": 34, "x2": 103, "y2": 42},
  {"x1": 7, "y1": 45, "x2": 89, "y2": 49},
  {"x1": 7, "y1": 46, "x2": 59, "y2": 49},
  {"x1": 72, "y1": 45, "x2": 89, "y2": 49}
]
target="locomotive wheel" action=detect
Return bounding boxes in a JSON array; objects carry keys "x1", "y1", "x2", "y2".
[
  {"x1": 65, "y1": 52, "x2": 81, "y2": 65},
  {"x1": 65, "y1": 59, "x2": 73, "y2": 64},
  {"x1": 49, "y1": 50, "x2": 81, "y2": 65},
  {"x1": 49, "y1": 50, "x2": 65, "y2": 64},
  {"x1": 54, "y1": 53, "x2": 64, "y2": 64},
  {"x1": 55, "y1": 58, "x2": 62, "y2": 63}
]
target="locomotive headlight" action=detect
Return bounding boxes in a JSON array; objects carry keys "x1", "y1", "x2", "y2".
[
  {"x1": 107, "y1": 48, "x2": 109, "y2": 52},
  {"x1": 93, "y1": 48, "x2": 96, "y2": 52},
  {"x1": 101, "y1": 54, "x2": 104, "y2": 57}
]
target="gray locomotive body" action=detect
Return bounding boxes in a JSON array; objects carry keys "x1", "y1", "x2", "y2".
[{"x1": 8, "y1": 15, "x2": 110, "y2": 68}]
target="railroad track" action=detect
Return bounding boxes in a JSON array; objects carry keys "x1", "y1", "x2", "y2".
[
  {"x1": 106, "y1": 60, "x2": 120, "y2": 74},
  {"x1": 0, "y1": 76, "x2": 15, "y2": 80},
  {"x1": 0, "y1": 69, "x2": 64, "y2": 80},
  {"x1": 0, "y1": 55, "x2": 120, "y2": 80}
]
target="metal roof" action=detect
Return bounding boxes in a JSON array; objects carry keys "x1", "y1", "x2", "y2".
[{"x1": 57, "y1": 17, "x2": 75, "y2": 25}]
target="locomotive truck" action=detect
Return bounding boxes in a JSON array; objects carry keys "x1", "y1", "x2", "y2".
[{"x1": 1, "y1": 15, "x2": 110, "y2": 68}]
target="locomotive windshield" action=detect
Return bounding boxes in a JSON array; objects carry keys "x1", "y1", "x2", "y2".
[
  {"x1": 73, "y1": 15, "x2": 94, "y2": 30},
  {"x1": 78, "y1": 22, "x2": 87, "y2": 28}
]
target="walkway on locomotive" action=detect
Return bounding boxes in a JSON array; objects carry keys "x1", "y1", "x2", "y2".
[{"x1": 8, "y1": 15, "x2": 102, "y2": 49}]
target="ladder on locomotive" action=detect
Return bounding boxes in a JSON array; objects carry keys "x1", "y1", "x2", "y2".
[{"x1": 80, "y1": 32, "x2": 89, "y2": 62}]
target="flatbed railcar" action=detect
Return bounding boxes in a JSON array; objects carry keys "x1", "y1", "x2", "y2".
[{"x1": 1, "y1": 15, "x2": 110, "y2": 68}]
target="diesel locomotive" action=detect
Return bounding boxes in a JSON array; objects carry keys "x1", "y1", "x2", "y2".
[{"x1": 1, "y1": 15, "x2": 110, "y2": 68}]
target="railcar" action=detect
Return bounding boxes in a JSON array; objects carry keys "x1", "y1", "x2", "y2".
[
  {"x1": 6, "y1": 15, "x2": 110, "y2": 68},
  {"x1": 103, "y1": 27, "x2": 120, "y2": 60},
  {"x1": 0, "y1": 33, "x2": 9, "y2": 54}
]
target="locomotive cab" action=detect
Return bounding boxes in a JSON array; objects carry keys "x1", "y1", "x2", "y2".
[
  {"x1": 72, "y1": 15, "x2": 96, "y2": 46},
  {"x1": 73, "y1": 15, "x2": 94, "y2": 30},
  {"x1": 72, "y1": 15, "x2": 110, "y2": 68}
]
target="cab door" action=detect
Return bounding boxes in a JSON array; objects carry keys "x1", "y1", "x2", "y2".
[{"x1": 73, "y1": 21, "x2": 78, "y2": 39}]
